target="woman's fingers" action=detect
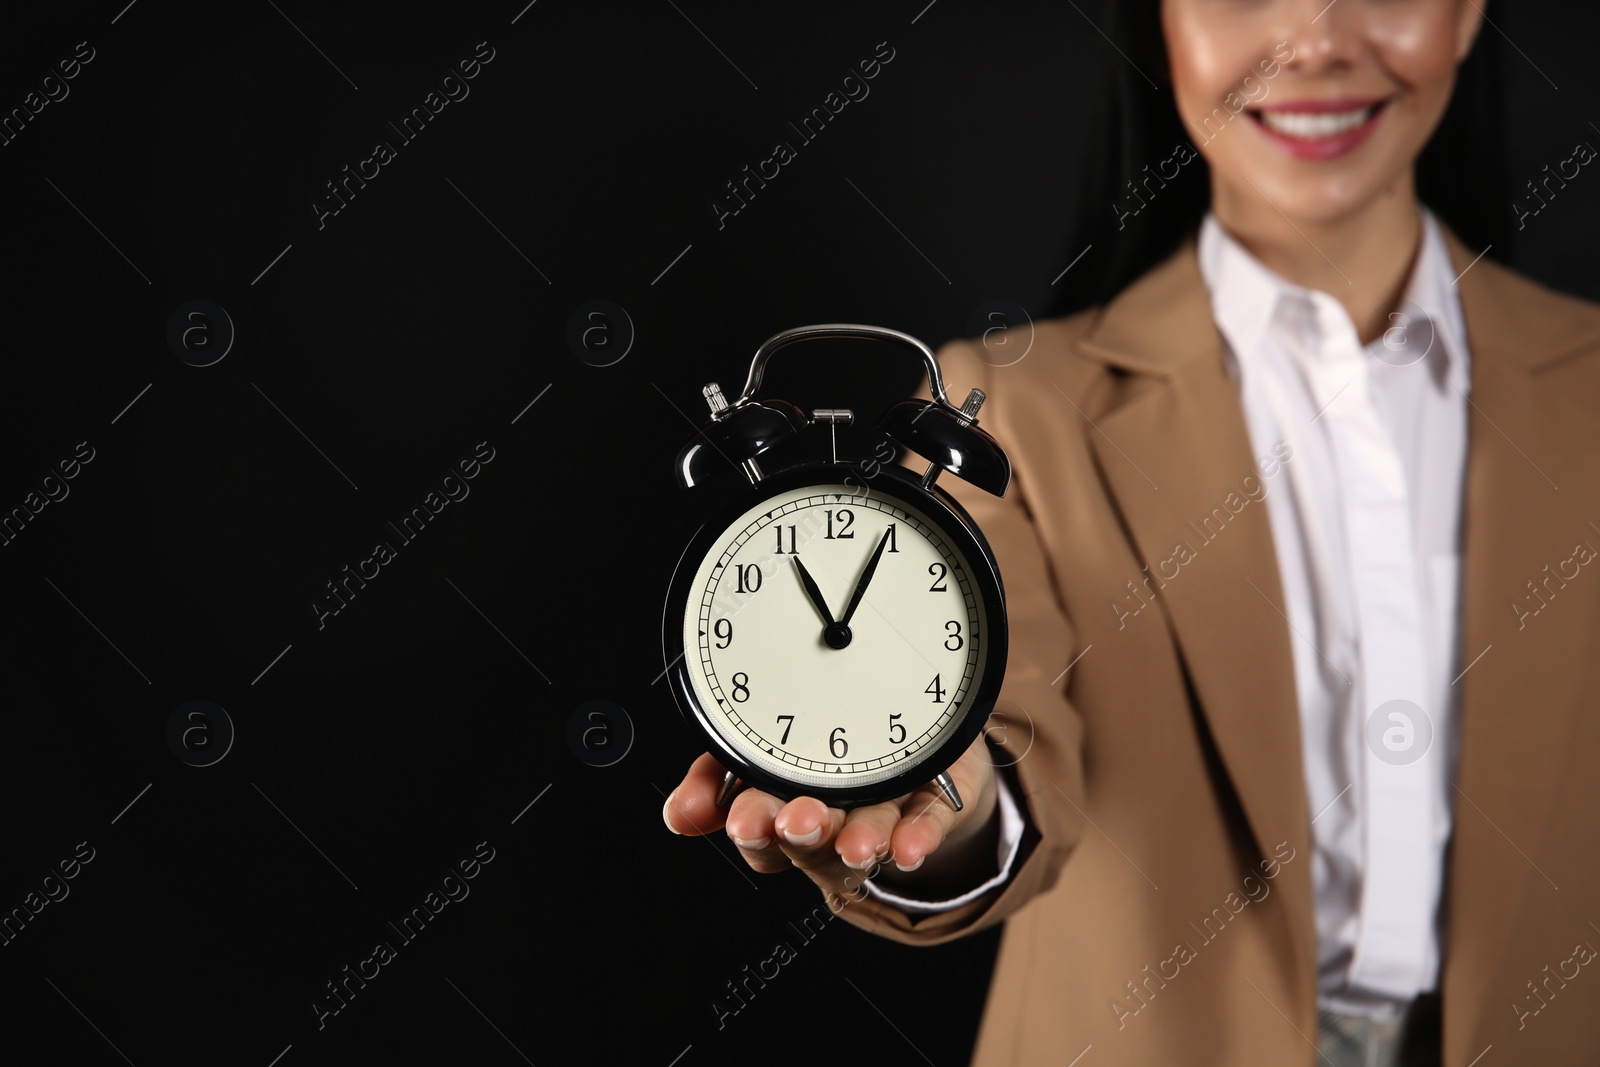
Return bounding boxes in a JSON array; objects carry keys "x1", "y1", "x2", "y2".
[
  {"x1": 772, "y1": 796, "x2": 848, "y2": 875},
  {"x1": 663, "y1": 758, "x2": 854, "y2": 882},
  {"x1": 666, "y1": 746, "x2": 996, "y2": 903},
  {"x1": 725, "y1": 787, "x2": 789, "y2": 873},
  {"x1": 887, "y1": 785, "x2": 963, "y2": 871},
  {"x1": 834, "y1": 800, "x2": 904, "y2": 871},
  {"x1": 663, "y1": 752, "x2": 733, "y2": 836}
]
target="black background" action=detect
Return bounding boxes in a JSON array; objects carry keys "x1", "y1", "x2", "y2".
[{"x1": 1, "y1": 2, "x2": 1596, "y2": 1065}]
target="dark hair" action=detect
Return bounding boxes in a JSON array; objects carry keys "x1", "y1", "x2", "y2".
[{"x1": 1051, "y1": 0, "x2": 1509, "y2": 316}]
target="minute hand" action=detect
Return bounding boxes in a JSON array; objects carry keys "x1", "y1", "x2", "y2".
[{"x1": 839, "y1": 528, "x2": 893, "y2": 627}]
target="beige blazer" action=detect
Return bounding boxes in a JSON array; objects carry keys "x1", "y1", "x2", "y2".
[{"x1": 838, "y1": 225, "x2": 1600, "y2": 1065}]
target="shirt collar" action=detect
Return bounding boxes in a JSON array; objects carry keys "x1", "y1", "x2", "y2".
[{"x1": 1197, "y1": 206, "x2": 1470, "y2": 394}]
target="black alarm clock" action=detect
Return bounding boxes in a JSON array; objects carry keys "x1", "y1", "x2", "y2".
[{"x1": 661, "y1": 324, "x2": 1012, "y2": 812}]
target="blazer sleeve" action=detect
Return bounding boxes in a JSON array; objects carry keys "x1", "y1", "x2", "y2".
[{"x1": 829, "y1": 338, "x2": 1089, "y2": 946}]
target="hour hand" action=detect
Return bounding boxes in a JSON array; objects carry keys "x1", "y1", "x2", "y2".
[{"x1": 791, "y1": 555, "x2": 836, "y2": 626}]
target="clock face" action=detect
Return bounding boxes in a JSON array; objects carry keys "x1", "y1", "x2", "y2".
[{"x1": 679, "y1": 480, "x2": 990, "y2": 794}]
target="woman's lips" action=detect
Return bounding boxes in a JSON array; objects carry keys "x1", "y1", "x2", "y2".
[{"x1": 1247, "y1": 98, "x2": 1390, "y2": 161}]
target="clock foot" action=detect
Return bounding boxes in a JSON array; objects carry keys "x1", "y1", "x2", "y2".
[
  {"x1": 716, "y1": 770, "x2": 743, "y2": 807},
  {"x1": 934, "y1": 771, "x2": 964, "y2": 813}
]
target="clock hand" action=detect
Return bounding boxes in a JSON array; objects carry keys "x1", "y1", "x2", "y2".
[
  {"x1": 791, "y1": 555, "x2": 836, "y2": 626},
  {"x1": 795, "y1": 554, "x2": 857, "y2": 651},
  {"x1": 839, "y1": 527, "x2": 893, "y2": 628}
]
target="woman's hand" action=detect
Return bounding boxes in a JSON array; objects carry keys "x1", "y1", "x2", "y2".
[{"x1": 663, "y1": 732, "x2": 999, "y2": 907}]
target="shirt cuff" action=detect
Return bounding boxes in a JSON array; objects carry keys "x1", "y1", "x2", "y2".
[{"x1": 860, "y1": 765, "x2": 1025, "y2": 914}]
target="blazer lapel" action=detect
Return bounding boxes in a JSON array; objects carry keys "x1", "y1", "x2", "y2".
[
  {"x1": 1073, "y1": 242, "x2": 1321, "y2": 1025},
  {"x1": 1439, "y1": 226, "x2": 1600, "y2": 1040}
]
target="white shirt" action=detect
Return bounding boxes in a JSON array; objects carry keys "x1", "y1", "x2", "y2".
[{"x1": 869, "y1": 207, "x2": 1468, "y2": 1019}]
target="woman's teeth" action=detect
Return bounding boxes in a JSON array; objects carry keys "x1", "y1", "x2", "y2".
[{"x1": 1257, "y1": 105, "x2": 1378, "y2": 139}]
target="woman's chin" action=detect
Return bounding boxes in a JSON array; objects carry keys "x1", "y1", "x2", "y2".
[{"x1": 1219, "y1": 166, "x2": 1404, "y2": 232}]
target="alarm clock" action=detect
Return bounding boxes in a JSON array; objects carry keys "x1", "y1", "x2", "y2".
[{"x1": 661, "y1": 324, "x2": 1011, "y2": 812}]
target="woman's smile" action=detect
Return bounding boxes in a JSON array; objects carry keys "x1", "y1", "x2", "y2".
[{"x1": 1248, "y1": 96, "x2": 1392, "y2": 160}]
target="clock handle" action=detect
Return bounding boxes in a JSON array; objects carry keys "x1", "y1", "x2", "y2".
[
  {"x1": 675, "y1": 322, "x2": 1009, "y2": 495},
  {"x1": 731, "y1": 323, "x2": 961, "y2": 413}
]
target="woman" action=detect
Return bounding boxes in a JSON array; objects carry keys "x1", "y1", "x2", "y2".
[{"x1": 665, "y1": 2, "x2": 1600, "y2": 1063}]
